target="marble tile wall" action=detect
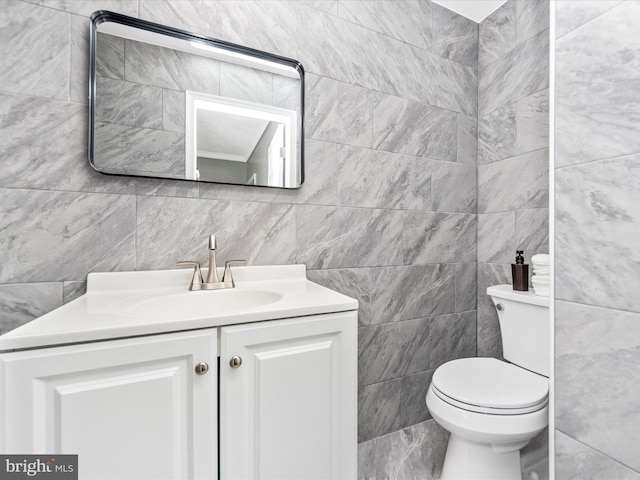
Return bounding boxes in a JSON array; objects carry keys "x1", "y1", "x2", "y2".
[
  {"x1": 477, "y1": 0, "x2": 549, "y2": 359},
  {"x1": 554, "y1": 1, "x2": 640, "y2": 477},
  {"x1": 0, "y1": 0, "x2": 478, "y2": 468},
  {"x1": 357, "y1": 419, "x2": 449, "y2": 480}
]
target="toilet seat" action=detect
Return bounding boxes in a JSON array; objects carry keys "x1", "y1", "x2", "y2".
[{"x1": 431, "y1": 358, "x2": 549, "y2": 416}]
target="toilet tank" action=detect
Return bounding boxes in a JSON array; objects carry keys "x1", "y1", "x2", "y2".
[{"x1": 487, "y1": 285, "x2": 550, "y2": 377}]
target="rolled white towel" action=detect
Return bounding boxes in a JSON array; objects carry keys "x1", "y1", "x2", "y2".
[
  {"x1": 533, "y1": 268, "x2": 550, "y2": 276},
  {"x1": 531, "y1": 253, "x2": 550, "y2": 265},
  {"x1": 532, "y1": 276, "x2": 550, "y2": 286},
  {"x1": 532, "y1": 271, "x2": 550, "y2": 279},
  {"x1": 533, "y1": 288, "x2": 549, "y2": 297},
  {"x1": 533, "y1": 263, "x2": 550, "y2": 268}
]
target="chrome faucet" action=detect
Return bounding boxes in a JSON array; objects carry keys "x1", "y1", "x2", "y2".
[
  {"x1": 206, "y1": 234, "x2": 221, "y2": 285},
  {"x1": 176, "y1": 234, "x2": 246, "y2": 291}
]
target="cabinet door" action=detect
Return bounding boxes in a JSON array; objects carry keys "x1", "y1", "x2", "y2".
[
  {"x1": 220, "y1": 311, "x2": 357, "y2": 480},
  {"x1": 0, "y1": 329, "x2": 217, "y2": 480}
]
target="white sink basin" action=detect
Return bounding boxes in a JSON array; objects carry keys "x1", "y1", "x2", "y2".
[
  {"x1": 0, "y1": 265, "x2": 359, "y2": 351},
  {"x1": 124, "y1": 289, "x2": 283, "y2": 320}
]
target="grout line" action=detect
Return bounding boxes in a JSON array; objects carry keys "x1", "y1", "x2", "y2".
[
  {"x1": 554, "y1": 298, "x2": 640, "y2": 317},
  {"x1": 477, "y1": 146, "x2": 550, "y2": 167},
  {"x1": 555, "y1": 429, "x2": 640, "y2": 474},
  {"x1": 554, "y1": 1, "x2": 625, "y2": 42},
  {"x1": 554, "y1": 151, "x2": 640, "y2": 171}
]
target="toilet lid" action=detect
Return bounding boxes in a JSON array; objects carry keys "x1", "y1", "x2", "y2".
[{"x1": 432, "y1": 358, "x2": 549, "y2": 410}]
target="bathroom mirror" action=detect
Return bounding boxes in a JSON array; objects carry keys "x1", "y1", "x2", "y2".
[{"x1": 89, "y1": 11, "x2": 304, "y2": 188}]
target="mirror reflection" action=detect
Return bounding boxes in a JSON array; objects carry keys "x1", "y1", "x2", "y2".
[{"x1": 90, "y1": 12, "x2": 304, "y2": 188}]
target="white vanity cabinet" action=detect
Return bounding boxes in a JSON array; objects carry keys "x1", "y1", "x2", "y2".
[
  {"x1": 0, "y1": 266, "x2": 358, "y2": 479},
  {"x1": 0, "y1": 329, "x2": 218, "y2": 480},
  {"x1": 0, "y1": 313, "x2": 357, "y2": 480},
  {"x1": 220, "y1": 311, "x2": 357, "y2": 480}
]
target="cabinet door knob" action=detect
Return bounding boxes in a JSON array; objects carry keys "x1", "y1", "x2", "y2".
[
  {"x1": 496, "y1": 303, "x2": 505, "y2": 311},
  {"x1": 195, "y1": 362, "x2": 209, "y2": 375},
  {"x1": 229, "y1": 356, "x2": 242, "y2": 368}
]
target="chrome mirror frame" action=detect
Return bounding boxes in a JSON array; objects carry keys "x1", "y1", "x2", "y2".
[{"x1": 88, "y1": 10, "x2": 305, "y2": 188}]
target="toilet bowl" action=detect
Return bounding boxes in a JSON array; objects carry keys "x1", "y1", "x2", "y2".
[{"x1": 426, "y1": 285, "x2": 550, "y2": 480}]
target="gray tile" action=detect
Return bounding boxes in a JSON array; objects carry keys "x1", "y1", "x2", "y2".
[
  {"x1": 0, "y1": 93, "x2": 85, "y2": 191},
  {"x1": 358, "y1": 378, "x2": 402, "y2": 443},
  {"x1": 337, "y1": 0, "x2": 432, "y2": 50},
  {"x1": 71, "y1": 13, "x2": 90, "y2": 104},
  {"x1": 272, "y1": 75, "x2": 301, "y2": 111},
  {"x1": 479, "y1": 0, "x2": 515, "y2": 67},
  {"x1": 478, "y1": 149, "x2": 549, "y2": 213},
  {"x1": 337, "y1": 146, "x2": 408, "y2": 209},
  {"x1": 556, "y1": 301, "x2": 640, "y2": 471},
  {"x1": 555, "y1": 430, "x2": 640, "y2": 480},
  {"x1": 0, "y1": 283, "x2": 63, "y2": 335},
  {"x1": 555, "y1": 2, "x2": 640, "y2": 166},
  {"x1": 404, "y1": 45, "x2": 477, "y2": 116},
  {"x1": 555, "y1": 0, "x2": 625, "y2": 40},
  {"x1": 124, "y1": 39, "x2": 220, "y2": 95},
  {"x1": 370, "y1": 265, "x2": 456, "y2": 325},
  {"x1": 96, "y1": 76, "x2": 163, "y2": 129},
  {"x1": 198, "y1": 139, "x2": 337, "y2": 206},
  {"x1": 516, "y1": 88, "x2": 549, "y2": 154},
  {"x1": 24, "y1": 0, "x2": 138, "y2": 17},
  {"x1": 336, "y1": 147, "x2": 431, "y2": 211},
  {"x1": 0, "y1": 189, "x2": 136, "y2": 283},
  {"x1": 400, "y1": 371, "x2": 434, "y2": 428},
  {"x1": 479, "y1": 90, "x2": 549, "y2": 164},
  {"x1": 306, "y1": 268, "x2": 371, "y2": 326},
  {"x1": 556, "y1": 155, "x2": 640, "y2": 312},
  {"x1": 516, "y1": 208, "x2": 549, "y2": 258},
  {"x1": 306, "y1": 75, "x2": 373, "y2": 148},
  {"x1": 63, "y1": 281, "x2": 87, "y2": 304},
  {"x1": 457, "y1": 114, "x2": 478, "y2": 166},
  {"x1": 0, "y1": 1, "x2": 69, "y2": 100},
  {"x1": 139, "y1": 0, "x2": 298, "y2": 59},
  {"x1": 219, "y1": 63, "x2": 273, "y2": 105},
  {"x1": 373, "y1": 93, "x2": 457, "y2": 161},
  {"x1": 431, "y1": 3, "x2": 478, "y2": 68},
  {"x1": 404, "y1": 156, "x2": 432, "y2": 212},
  {"x1": 403, "y1": 212, "x2": 476, "y2": 264},
  {"x1": 358, "y1": 318, "x2": 430, "y2": 386},
  {"x1": 296, "y1": 205, "x2": 402, "y2": 269},
  {"x1": 455, "y1": 263, "x2": 476, "y2": 313},
  {"x1": 429, "y1": 312, "x2": 476, "y2": 369},
  {"x1": 477, "y1": 212, "x2": 515, "y2": 264},
  {"x1": 299, "y1": 0, "x2": 337, "y2": 15},
  {"x1": 93, "y1": 122, "x2": 185, "y2": 177},
  {"x1": 477, "y1": 263, "x2": 511, "y2": 358},
  {"x1": 431, "y1": 161, "x2": 476, "y2": 213},
  {"x1": 298, "y1": 6, "x2": 404, "y2": 95},
  {"x1": 162, "y1": 89, "x2": 185, "y2": 133},
  {"x1": 96, "y1": 33, "x2": 125, "y2": 81},
  {"x1": 479, "y1": 102, "x2": 517, "y2": 165},
  {"x1": 357, "y1": 420, "x2": 449, "y2": 480},
  {"x1": 516, "y1": 0, "x2": 549, "y2": 44},
  {"x1": 479, "y1": 29, "x2": 549, "y2": 116},
  {"x1": 136, "y1": 196, "x2": 296, "y2": 269}
]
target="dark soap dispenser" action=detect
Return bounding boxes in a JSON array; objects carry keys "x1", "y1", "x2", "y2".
[{"x1": 512, "y1": 250, "x2": 529, "y2": 291}]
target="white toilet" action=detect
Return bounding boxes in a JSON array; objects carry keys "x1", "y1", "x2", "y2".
[{"x1": 426, "y1": 285, "x2": 550, "y2": 480}]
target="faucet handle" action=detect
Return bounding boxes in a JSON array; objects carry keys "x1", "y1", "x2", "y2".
[
  {"x1": 209, "y1": 234, "x2": 216, "y2": 250},
  {"x1": 222, "y1": 260, "x2": 247, "y2": 287},
  {"x1": 175, "y1": 261, "x2": 203, "y2": 291}
]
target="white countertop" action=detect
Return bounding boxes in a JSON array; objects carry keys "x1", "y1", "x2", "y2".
[{"x1": 0, "y1": 265, "x2": 358, "y2": 352}]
